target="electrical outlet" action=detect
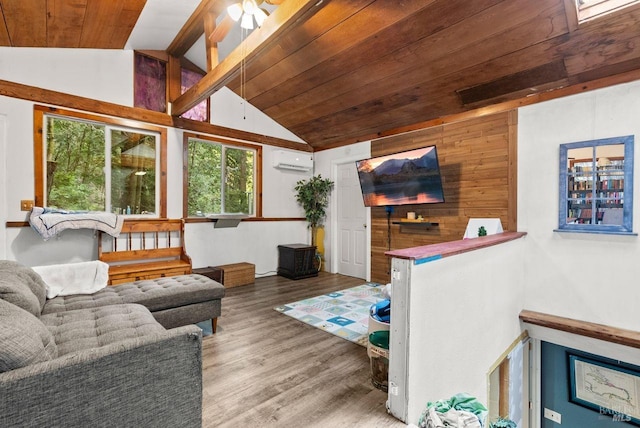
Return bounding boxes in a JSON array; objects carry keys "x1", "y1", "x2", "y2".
[
  {"x1": 544, "y1": 408, "x2": 562, "y2": 424},
  {"x1": 20, "y1": 200, "x2": 34, "y2": 211}
]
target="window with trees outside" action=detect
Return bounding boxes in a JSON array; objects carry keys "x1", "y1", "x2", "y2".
[
  {"x1": 34, "y1": 105, "x2": 167, "y2": 217},
  {"x1": 184, "y1": 133, "x2": 261, "y2": 218}
]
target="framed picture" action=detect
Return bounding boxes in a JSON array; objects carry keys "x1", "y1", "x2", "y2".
[{"x1": 569, "y1": 353, "x2": 640, "y2": 425}]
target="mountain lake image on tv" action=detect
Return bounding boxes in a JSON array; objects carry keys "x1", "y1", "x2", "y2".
[{"x1": 356, "y1": 146, "x2": 445, "y2": 207}]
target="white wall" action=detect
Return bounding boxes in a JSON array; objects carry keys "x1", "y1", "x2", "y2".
[
  {"x1": 0, "y1": 48, "x2": 133, "y2": 105},
  {"x1": 0, "y1": 48, "x2": 310, "y2": 272},
  {"x1": 518, "y1": 80, "x2": 640, "y2": 332},
  {"x1": 210, "y1": 87, "x2": 305, "y2": 143}
]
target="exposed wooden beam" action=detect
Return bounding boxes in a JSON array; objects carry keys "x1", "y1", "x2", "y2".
[
  {"x1": 0, "y1": 78, "x2": 311, "y2": 151},
  {"x1": 167, "y1": 0, "x2": 227, "y2": 57},
  {"x1": 172, "y1": 117, "x2": 310, "y2": 151},
  {"x1": 168, "y1": 55, "x2": 182, "y2": 104},
  {"x1": 209, "y1": 14, "x2": 234, "y2": 44},
  {"x1": 204, "y1": 11, "x2": 220, "y2": 71},
  {"x1": 171, "y1": 0, "x2": 323, "y2": 117}
]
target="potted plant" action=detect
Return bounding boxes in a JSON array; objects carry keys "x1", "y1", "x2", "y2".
[{"x1": 294, "y1": 174, "x2": 334, "y2": 264}]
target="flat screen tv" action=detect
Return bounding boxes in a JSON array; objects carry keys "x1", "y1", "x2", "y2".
[{"x1": 355, "y1": 146, "x2": 445, "y2": 207}]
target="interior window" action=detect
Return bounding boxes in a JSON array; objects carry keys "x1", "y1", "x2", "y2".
[
  {"x1": 34, "y1": 105, "x2": 167, "y2": 217},
  {"x1": 184, "y1": 133, "x2": 260, "y2": 217},
  {"x1": 557, "y1": 135, "x2": 634, "y2": 234},
  {"x1": 180, "y1": 66, "x2": 209, "y2": 122}
]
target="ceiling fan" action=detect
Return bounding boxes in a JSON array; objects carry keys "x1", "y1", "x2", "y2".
[{"x1": 209, "y1": 0, "x2": 282, "y2": 43}]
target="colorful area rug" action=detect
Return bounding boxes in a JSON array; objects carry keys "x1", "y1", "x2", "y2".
[{"x1": 274, "y1": 283, "x2": 386, "y2": 347}]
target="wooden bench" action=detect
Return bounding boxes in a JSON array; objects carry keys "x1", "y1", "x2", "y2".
[{"x1": 98, "y1": 219, "x2": 192, "y2": 285}]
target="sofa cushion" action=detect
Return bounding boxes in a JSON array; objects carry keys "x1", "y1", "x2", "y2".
[
  {"x1": 0, "y1": 298, "x2": 57, "y2": 373},
  {"x1": 41, "y1": 304, "x2": 165, "y2": 356},
  {"x1": 0, "y1": 260, "x2": 47, "y2": 317},
  {"x1": 43, "y1": 274, "x2": 225, "y2": 315}
]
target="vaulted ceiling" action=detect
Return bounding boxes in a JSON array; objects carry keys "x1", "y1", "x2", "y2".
[{"x1": 2, "y1": 0, "x2": 640, "y2": 151}]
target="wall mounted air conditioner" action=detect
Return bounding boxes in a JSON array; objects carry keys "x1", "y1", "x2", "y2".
[{"x1": 272, "y1": 150, "x2": 313, "y2": 172}]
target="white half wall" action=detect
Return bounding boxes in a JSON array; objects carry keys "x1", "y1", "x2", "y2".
[
  {"x1": 390, "y1": 237, "x2": 526, "y2": 424},
  {"x1": 518, "y1": 80, "x2": 640, "y2": 332}
]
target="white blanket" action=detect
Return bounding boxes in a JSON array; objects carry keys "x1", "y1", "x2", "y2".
[
  {"x1": 29, "y1": 206, "x2": 124, "y2": 241},
  {"x1": 33, "y1": 261, "x2": 110, "y2": 299}
]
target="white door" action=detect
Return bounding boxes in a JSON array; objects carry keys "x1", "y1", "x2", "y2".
[{"x1": 336, "y1": 162, "x2": 367, "y2": 279}]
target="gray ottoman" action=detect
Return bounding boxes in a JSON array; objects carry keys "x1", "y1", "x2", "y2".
[{"x1": 43, "y1": 274, "x2": 226, "y2": 331}]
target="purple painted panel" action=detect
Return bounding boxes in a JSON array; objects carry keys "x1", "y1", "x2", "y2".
[
  {"x1": 181, "y1": 68, "x2": 209, "y2": 122},
  {"x1": 134, "y1": 54, "x2": 167, "y2": 113}
]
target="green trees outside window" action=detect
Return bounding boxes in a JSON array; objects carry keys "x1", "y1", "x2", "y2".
[
  {"x1": 45, "y1": 115, "x2": 159, "y2": 215},
  {"x1": 187, "y1": 137, "x2": 256, "y2": 216}
]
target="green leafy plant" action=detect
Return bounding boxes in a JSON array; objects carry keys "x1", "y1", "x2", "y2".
[
  {"x1": 478, "y1": 226, "x2": 487, "y2": 237},
  {"x1": 294, "y1": 174, "x2": 334, "y2": 229}
]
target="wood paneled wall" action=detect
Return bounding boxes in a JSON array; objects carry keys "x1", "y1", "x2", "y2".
[{"x1": 370, "y1": 111, "x2": 517, "y2": 284}]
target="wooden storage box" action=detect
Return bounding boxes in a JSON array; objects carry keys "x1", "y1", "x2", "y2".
[
  {"x1": 211, "y1": 262, "x2": 255, "y2": 288},
  {"x1": 192, "y1": 266, "x2": 223, "y2": 283}
]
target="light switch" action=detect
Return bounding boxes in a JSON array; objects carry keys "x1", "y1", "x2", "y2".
[
  {"x1": 20, "y1": 200, "x2": 34, "y2": 211},
  {"x1": 544, "y1": 408, "x2": 562, "y2": 424}
]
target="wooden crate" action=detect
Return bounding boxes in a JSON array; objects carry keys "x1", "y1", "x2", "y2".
[
  {"x1": 212, "y1": 262, "x2": 255, "y2": 288},
  {"x1": 192, "y1": 266, "x2": 223, "y2": 283}
]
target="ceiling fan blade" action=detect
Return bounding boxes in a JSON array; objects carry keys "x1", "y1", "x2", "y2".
[{"x1": 209, "y1": 14, "x2": 234, "y2": 43}]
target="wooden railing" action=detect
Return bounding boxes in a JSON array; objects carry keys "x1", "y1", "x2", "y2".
[{"x1": 519, "y1": 309, "x2": 640, "y2": 349}]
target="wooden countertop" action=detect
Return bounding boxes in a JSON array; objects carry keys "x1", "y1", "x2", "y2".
[{"x1": 385, "y1": 231, "x2": 527, "y2": 264}]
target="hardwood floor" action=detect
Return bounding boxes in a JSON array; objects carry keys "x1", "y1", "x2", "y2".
[{"x1": 201, "y1": 272, "x2": 406, "y2": 427}]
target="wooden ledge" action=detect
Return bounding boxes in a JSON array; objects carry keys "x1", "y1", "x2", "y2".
[
  {"x1": 520, "y1": 309, "x2": 640, "y2": 349},
  {"x1": 385, "y1": 231, "x2": 527, "y2": 263}
]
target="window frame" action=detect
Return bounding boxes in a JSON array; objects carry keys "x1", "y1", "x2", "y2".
[
  {"x1": 183, "y1": 132, "x2": 262, "y2": 219},
  {"x1": 573, "y1": 0, "x2": 640, "y2": 23},
  {"x1": 557, "y1": 135, "x2": 635, "y2": 235},
  {"x1": 34, "y1": 105, "x2": 168, "y2": 218}
]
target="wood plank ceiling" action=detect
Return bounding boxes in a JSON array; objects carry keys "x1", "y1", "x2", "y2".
[
  {"x1": 0, "y1": 0, "x2": 146, "y2": 48},
  {"x1": 222, "y1": 0, "x2": 640, "y2": 150},
  {"x1": 3, "y1": 0, "x2": 640, "y2": 151}
]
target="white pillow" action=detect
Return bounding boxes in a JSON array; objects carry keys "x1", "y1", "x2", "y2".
[{"x1": 32, "y1": 261, "x2": 109, "y2": 299}]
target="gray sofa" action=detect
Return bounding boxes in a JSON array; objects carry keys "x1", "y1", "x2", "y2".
[{"x1": 0, "y1": 260, "x2": 225, "y2": 427}]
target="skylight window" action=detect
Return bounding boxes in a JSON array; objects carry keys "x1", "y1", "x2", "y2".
[{"x1": 575, "y1": 0, "x2": 640, "y2": 23}]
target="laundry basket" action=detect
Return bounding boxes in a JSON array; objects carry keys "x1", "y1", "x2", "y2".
[{"x1": 369, "y1": 330, "x2": 390, "y2": 392}]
